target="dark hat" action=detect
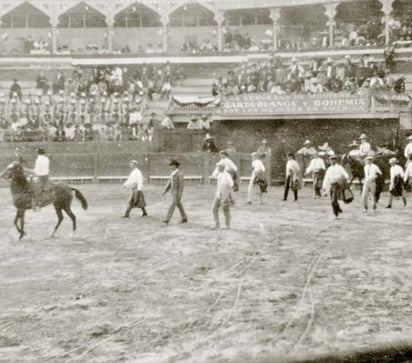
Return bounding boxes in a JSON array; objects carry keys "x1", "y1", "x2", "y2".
[
  {"x1": 287, "y1": 152, "x2": 294, "y2": 158},
  {"x1": 329, "y1": 154, "x2": 338, "y2": 159},
  {"x1": 169, "y1": 159, "x2": 180, "y2": 167},
  {"x1": 37, "y1": 147, "x2": 45, "y2": 154},
  {"x1": 219, "y1": 150, "x2": 228, "y2": 157}
]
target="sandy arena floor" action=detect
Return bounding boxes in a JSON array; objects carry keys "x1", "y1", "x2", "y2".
[{"x1": 0, "y1": 183, "x2": 411, "y2": 363}]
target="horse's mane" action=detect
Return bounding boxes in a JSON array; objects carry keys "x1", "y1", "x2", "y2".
[{"x1": 11, "y1": 163, "x2": 30, "y2": 191}]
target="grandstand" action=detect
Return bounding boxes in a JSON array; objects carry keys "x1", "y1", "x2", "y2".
[{"x1": 0, "y1": 0, "x2": 411, "y2": 183}]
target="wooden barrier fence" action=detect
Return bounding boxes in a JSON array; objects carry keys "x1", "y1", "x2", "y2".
[{"x1": 0, "y1": 144, "x2": 272, "y2": 185}]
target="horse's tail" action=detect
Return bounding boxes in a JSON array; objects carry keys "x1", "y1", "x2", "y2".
[{"x1": 71, "y1": 188, "x2": 88, "y2": 210}]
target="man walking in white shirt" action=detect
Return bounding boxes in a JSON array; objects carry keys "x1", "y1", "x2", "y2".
[
  {"x1": 32, "y1": 147, "x2": 50, "y2": 211},
  {"x1": 212, "y1": 162, "x2": 233, "y2": 230},
  {"x1": 305, "y1": 151, "x2": 326, "y2": 198},
  {"x1": 283, "y1": 152, "x2": 300, "y2": 201},
  {"x1": 322, "y1": 154, "x2": 349, "y2": 217},
  {"x1": 247, "y1": 152, "x2": 266, "y2": 204},
  {"x1": 362, "y1": 156, "x2": 382, "y2": 212},
  {"x1": 212, "y1": 150, "x2": 238, "y2": 191},
  {"x1": 386, "y1": 158, "x2": 407, "y2": 208},
  {"x1": 122, "y1": 160, "x2": 147, "y2": 218}
]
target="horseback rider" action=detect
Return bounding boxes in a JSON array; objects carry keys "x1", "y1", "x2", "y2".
[
  {"x1": 31, "y1": 147, "x2": 50, "y2": 211},
  {"x1": 359, "y1": 133, "x2": 372, "y2": 158}
]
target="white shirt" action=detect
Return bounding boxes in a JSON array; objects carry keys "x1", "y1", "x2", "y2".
[
  {"x1": 390, "y1": 165, "x2": 404, "y2": 188},
  {"x1": 252, "y1": 159, "x2": 265, "y2": 173},
  {"x1": 216, "y1": 171, "x2": 233, "y2": 199},
  {"x1": 305, "y1": 157, "x2": 325, "y2": 175},
  {"x1": 363, "y1": 163, "x2": 381, "y2": 182},
  {"x1": 404, "y1": 161, "x2": 412, "y2": 181},
  {"x1": 348, "y1": 149, "x2": 360, "y2": 157},
  {"x1": 404, "y1": 142, "x2": 412, "y2": 159},
  {"x1": 359, "y1": 142, "x2": 371, "y2": 156},
  {"x1": 34, "y1": 155, "x2": 49, "y2": 176},
  {"x1": 123, "y1": 168, "x2": 143, "y2": 191},
  {"x1": 212, "y1": 157, "x2": 237, "y2": 178},
  {"x1": 322, "y1": 164, "x2": 349, "y2": 191},
  {"x1": 286, "y1": 159, "x2": 300, "y2": 180}
]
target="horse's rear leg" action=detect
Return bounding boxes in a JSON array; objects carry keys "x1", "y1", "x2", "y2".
[
  {"x1": 63, "y1": 207, "x2": 77, "y2": 232},
  {"x1": 51, "y1": 207, "x2": 64, "y2": 238}
]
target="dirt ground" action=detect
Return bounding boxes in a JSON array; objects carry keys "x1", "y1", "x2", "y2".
[{"x1": 0, "y1": 182, "x2": 411, "y2": 363}]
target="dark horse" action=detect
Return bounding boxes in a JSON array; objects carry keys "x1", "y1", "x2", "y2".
[
  {"x1": 341, "y1": 154, "x2": 364, "y2": 191},
  {"x1": 341, "y1": 154, "x2": 386, "y2": 202},
  {"x1": 3, "y1": 162, "x2": 88, "y2": 239}
]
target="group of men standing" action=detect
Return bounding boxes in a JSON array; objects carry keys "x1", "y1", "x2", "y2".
[{"x1": 121, "y1": 145, "x2": 271, "y2": 230}]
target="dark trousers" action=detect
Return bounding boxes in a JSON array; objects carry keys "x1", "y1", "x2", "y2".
[
  {"x1": 124, "y1": 190, "x2": 147, "y2": 217},
  {"x1": 283, "y1": 175, "x2": 298, "y2": 201},
  {"x1": 330, "y1": 183, "x2": 343, "y2": 217},
  {"x1": 34, "y1": 175, "x2": 49, "y2": 207},
  {"x1": 313, "y1": 171, "x2": 322, "y2": 197},
  {"x1": 166, "y1": 196, "x2": 187, "y2": 222}
]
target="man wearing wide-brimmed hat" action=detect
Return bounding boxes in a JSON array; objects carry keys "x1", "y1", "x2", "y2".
[
  {"x1": 202, "y1": 133, "x2": 218, "y2": 153},
  {"x1": 362, "y1": 155, "x2": 382, "y2": 212},
  {"x1": 359, "y1": 133, "x2": 371, "y2": 158},
  {"x1": 122, "y1": 160, "x2": 147, "y2": 218},
  {"x1": 322, "y1": 154, "x2": 349, "y2": 217},
  {"x1": 297, "y1": 139, "x2": 316, "y2": 157},
  {"x1": 162, "y1": 159, "x2": 188, "y2": 225},
  {"x1": 386, "y1": 158, "x2": 406, "y2": 209},
  {"x1": 257, "y1": 139, "x2": 272, "y2": 158}
]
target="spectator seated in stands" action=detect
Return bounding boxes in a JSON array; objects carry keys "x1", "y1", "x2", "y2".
[
  {"x1": 9, "y1": 80, "x2": 22, "y2": 101},
  {"x1": 200, "y1": 114, "x2": 212, "y2": 130},
  {"x1": 160, "y1": 115, "x2": 174, "y2": 130},
  {"x1": 369, "y1": 71, "x2": 385, "y2": 90},
  {"x1": 394, "y1": 75, "x2": 406, "y2": 93},
  {"x1": 202, "y1": 133, "x2": 218, "y2": 153},
  {"x1": 187, "y1": 115, "x2": 202, "y2": 129},
  {"x1": 36, "y1": 72, "x2": 49, "y2": 94}
]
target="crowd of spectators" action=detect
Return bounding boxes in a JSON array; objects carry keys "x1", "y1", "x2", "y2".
[
  {"x1": 0, "y1": 82, "x2": 160, "y2": 143},
  {"x1": 212, "y1": 54, "x2": 407, "y2": 97}
]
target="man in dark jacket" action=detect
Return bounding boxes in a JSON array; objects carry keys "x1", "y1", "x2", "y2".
[{"x1": 162, "y1": 160, "x2": 188, "y2": 224}]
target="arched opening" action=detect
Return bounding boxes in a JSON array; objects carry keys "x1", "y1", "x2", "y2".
[
  {"x1": 1, "y1": 1, "x2": 50, "y2": 28},
  {"x1": 225, "y1": 8, "x2": 271, "y2": 26},
  {"x1": 169, "y1": 3, "x2": 216, "y2": 27},
  {"x1": 279, "y1": 5, "x2": 328, "y2": 49},
  {"x1": 392, "y1": 0, "x2": 412, "y2": 42},
  {"x1": 114, "y1": 2, "x2": 161, "y2": 28},
  {"x1": 58, "y1": 1, "x2": 107, "y2": 28},
  {"x1": 335, "y1": 0, "x2": 383, "y2": 46}
]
